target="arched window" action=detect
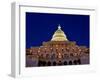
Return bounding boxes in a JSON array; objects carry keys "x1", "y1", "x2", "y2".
[
  {"x1": 38, "y1": 60, "x2": 43, "y2": 66},
  {"x1": 73, "y1": 60, "x2": 77, "y2": 65},
  {"x1": 38, "y1": 60, "x2": 41, "y2": 66},
  {"x1": 47, "y1": 61, "x2": 51, "y2": 66},
  {"x1": 69, "y1": 61, "x2": 72, "y2": 65},
  {"x1": 40, "y1": 54, "x2": 43, "y2": 59},
  {"x1": 51, "y1": 54, "x2": 55, "y2": 59},
  {"x1": 53, "y1": 61, "x2": 56, "y2": 66},
  {"x1": 64, "y1": 54, "x2": 68, "y2": 58},
  {"x1": 56, "y1": 48, "x2": 58, "y2": 52},
  {"x1": 46, "y1": 54, "x2": 49, "y2": 59},
  {"x1": 64, "y1": 61, "x2": 67, "y2": 65},
  {"x1": 66, "y1": 48, "x2": 69, "y2": 52},
  {"x1": 70, "y1": 53, "x2": 73, "y2": 57},
  {"x1": 62, "y1": 48, "x2": 64, "y2": 52},
  {"x1": 51, "y1": 48, "x2": 53, "y2": 52},
  {"x1": 44, "y1": 50, "x2": 46, "y2": 53},
  {"x1": 77, "y1": 59, "x2": 81, "y2": 64},
  {"x1": 42, "y1": 61, "x2": 46, "y2": 66}
]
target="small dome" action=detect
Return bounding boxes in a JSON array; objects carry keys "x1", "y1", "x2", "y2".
[{"x1": 51, "y1": 25, "x2": 68, "y2": 41}]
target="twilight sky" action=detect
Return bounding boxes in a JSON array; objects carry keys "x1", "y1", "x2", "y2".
[{"x1": 26, "y1": 12, "x2": 89, "y2": 48}]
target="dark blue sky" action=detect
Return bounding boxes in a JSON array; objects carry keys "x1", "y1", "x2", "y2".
[{"x1": 26, "y1": 12, "x2": 89, "y2": 48}]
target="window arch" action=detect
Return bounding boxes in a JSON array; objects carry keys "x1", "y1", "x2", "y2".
[
  {"x1": 53, "y1": 61, "x2": 56, "y2": 66},
  {"x1": 47, "y1": 61, "x2": 51, "y2": 66},
  {"x1": 64, "y1": 54, "x2": 68, "y2": 58},
  {"x1": 77, "y1": 59, "x2": 81, "y2": 64},
  {"x1": 38, "y1": 60, "x2": 43, "y2": 66},
  {"x1": 51, "y1": 54, "x2": 55, "y2": 59},
  {"x1": 42, "y1": 61, "x2": 46, "y2": 66},
  {"x1": 64, "y1": 61, "x2": 67, "y2": 65},
  {"x1": 70, "y1": 53, "x2": 73, "y2": 57},
  {"x1": 69, "y1": 61, "x2": 72, "y2": 65},
  {"x1": 73, "y1": 60, "x2": 77, "y2": 65},
  {"x1": 46, "y1": 54, "x2": 49, "y2": 59}
]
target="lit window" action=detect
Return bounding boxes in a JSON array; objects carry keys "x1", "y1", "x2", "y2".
[
  {"x1": 45, "y1": 48, "x2": 46, "y2": 49},
  {"x1": 56, "y1": 45, "x2": 58, "y2": 47}
]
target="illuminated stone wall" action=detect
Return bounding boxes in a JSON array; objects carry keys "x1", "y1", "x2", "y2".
[{"x1": 26, "y1": 41, "x2": 89, "y2": 67}]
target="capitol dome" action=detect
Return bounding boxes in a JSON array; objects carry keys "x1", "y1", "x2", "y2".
[{"x1": 51, "y1": 25, "x2": 68, "y2": 41}]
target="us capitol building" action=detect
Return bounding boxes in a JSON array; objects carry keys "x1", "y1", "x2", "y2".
[{"x1": 26, "y1": 25, "x2": 89, "y2": 67}]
